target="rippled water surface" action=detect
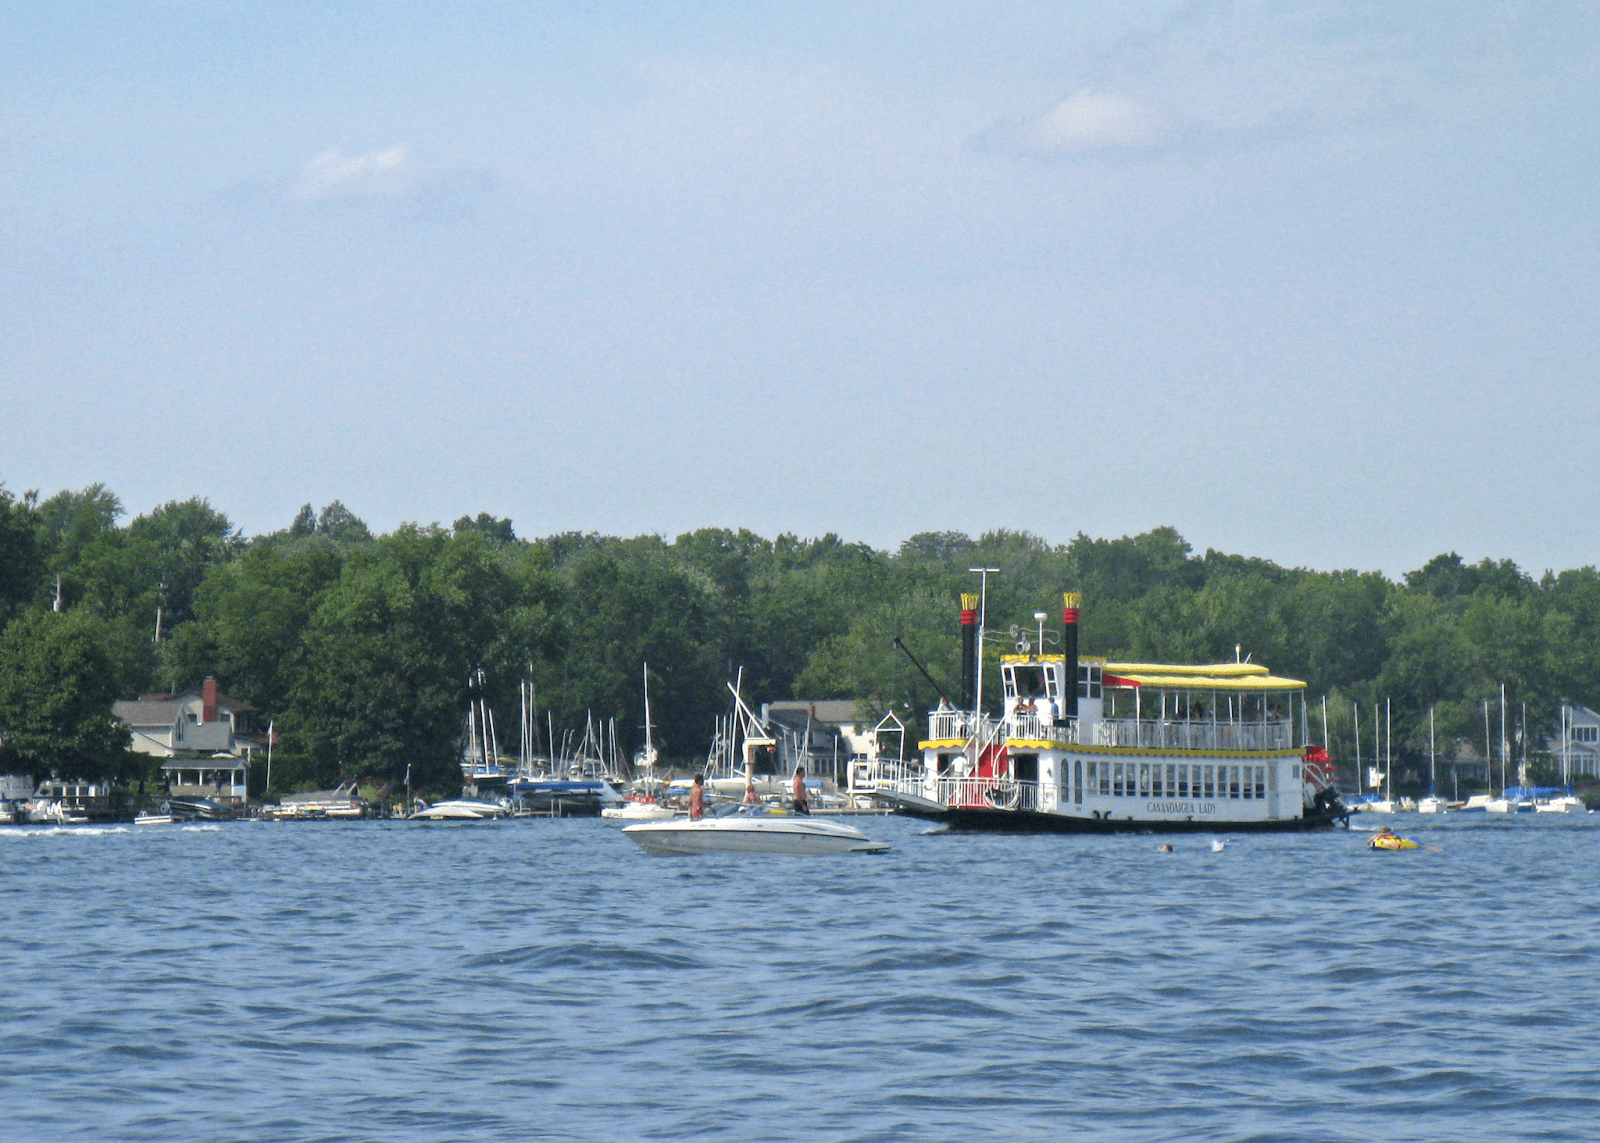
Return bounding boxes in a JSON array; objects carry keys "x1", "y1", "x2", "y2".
[{"x1": 3, "y1": 813, "x2": 1598, "y2": 1141}]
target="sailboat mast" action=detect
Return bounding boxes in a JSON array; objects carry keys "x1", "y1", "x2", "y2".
[
  {"x1": 1354, "y1": 702, "x2": 1361, "y2": 787},
  {"x1": 1384, "y1": 698, "x2": 1391, "y2": 804},
  {"x1": 1483, "y1": 700, "x2": 1491, "y2": 786},
  {"x1": 1429, "y1": 705, "x2": 1436, "y2": 797},
  {"x1": 1499, "y1": 683, "x2": 1507, "y2": 796},
  {"x1": 643, "y1": 663, "x2": 654, "y2": 754}
]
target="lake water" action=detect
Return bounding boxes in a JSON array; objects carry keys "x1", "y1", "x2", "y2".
[{"x1": 3, "y1": 813, "x2": 1597, "y2": 1141}]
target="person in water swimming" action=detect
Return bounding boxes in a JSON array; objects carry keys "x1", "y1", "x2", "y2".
[
  {"x1": 792, "y1": 766, "x2": 810, "y2": 815},
  {"x1": 689, "y1": 774, "x2": 706, "y2": 820}
]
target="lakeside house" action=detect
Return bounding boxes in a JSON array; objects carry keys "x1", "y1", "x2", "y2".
[
  {"x1": 759, "y1": 700, "x2": 884, "y2": 782},
  {"x1": 112, "y1": 677, "x2": 260, "y2": 805},
  {"x1": 1548, "y1": 703, "x2": 1600, "y2": 778}
]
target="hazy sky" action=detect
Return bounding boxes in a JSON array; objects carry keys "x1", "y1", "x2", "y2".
[{"x1": 4, "y1": 2, "x2": 1597, "y2": 577}]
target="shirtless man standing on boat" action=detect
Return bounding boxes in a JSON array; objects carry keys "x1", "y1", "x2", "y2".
[
  {"x1": 690, "y1": 774, "x2": 706, "y2": 820},
  {"x1": 792, "y1": 767, "x2": 810, "y2": 815}
]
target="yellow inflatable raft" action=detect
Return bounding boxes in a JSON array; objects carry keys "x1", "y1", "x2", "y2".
[{"x1": 1369, "y1": 834, "x2": 1420, "y2": 851}]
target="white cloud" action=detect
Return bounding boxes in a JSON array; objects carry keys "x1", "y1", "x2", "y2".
[
  {"x1": 290, "y1": 145, "x2": 415, "y2": 201},
  {"x1": 1017, "y1": 90, "x2": 1169, "y2": 154}
]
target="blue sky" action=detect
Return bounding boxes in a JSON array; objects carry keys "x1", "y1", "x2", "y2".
[{"x1": 4, "y1": 2, "x2": 1598, "y2": 576}]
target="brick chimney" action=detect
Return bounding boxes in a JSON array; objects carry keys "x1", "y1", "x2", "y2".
[{"x1": 202, "y1": 677, "x2": 218, "y2": 723}]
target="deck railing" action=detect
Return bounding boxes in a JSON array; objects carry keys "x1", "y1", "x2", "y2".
[
  {"x1": 927, "y1": 710, "x2": 997, "y2": 741},
  {"x1": 936, "y1": 776, "x2": 1039, "y2": 812},
  {"x1": 927, "y1": 712, "x2": 1297, "y2": 753},
  {"x1": 1092, "y1": 719, "x2": 1293, "y2": 752}
]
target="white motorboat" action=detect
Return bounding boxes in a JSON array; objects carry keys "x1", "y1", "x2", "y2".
[
  {"x1": 1485, "y1": 797, "x2": 1513, "y2": 813},
  {"x1": 1535, "y1": 795, "x2": 1588, "y2": 813},
  {"x1": 134, "y1": 811, "x2": 175, "y2": 825},
  {"x1": 1416, "y1": 796, "x2": 1446, "y2": 814},
  {"x1": 408, "y1": 798, "x2": 510, "y2": 821},
  {"x1": 623, "y1": 804, "x2": 889, "y2": 855}
]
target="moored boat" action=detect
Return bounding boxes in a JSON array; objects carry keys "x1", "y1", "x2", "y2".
[
  {"x1": 601, "y1": 797, "x2": 678, "y2": 822},
  {"x1": 408, "y1": 797, "x2": 510, "y2": 820},
  {"x1": 874, "y1": 591, "x2": 1346, "y2": 834}
]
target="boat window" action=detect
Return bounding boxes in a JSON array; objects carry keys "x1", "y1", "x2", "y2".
[
  {"x1": 1013, "y1": 753, "x2": 1039, "y2": 784},
  {"x1": 1013, "y1": 665, "x2": 1047, "y2": 700},
  {"x1": 1138, "y1": 763, "x2": 1151, "y2": 797},
  {"x1": 1254, "y1": 767, "x2": 1266, "y2": 799},
  {"x1": 1240, "y1": 765, "x2": 1251, "y2": 799},
  {"x1": 1044, "y1": 663, "x2": 1060, "y2": 702},
  {"x1": 1202, "y1": 766, "x2": 1215, "y2": 799},
  {"x1": 1177, "y1": 765, "x2": 1189, "y2": 799},
  {"x1": 1002, "y1": 667, "x2": 1017, "y2": 699},
  {"x1": 1077, "y1": 664, "x2": 1102, "y2": 699},
  {"x1": 1073, "y1": 759, "x2": 1083, "y2": 805},
  {"x1": 1113, "y1": 763, "x2": 1125, "y2": 797},
  {"x1": 1229, "y1": 766, "x2": 1241, "y2": 799}
]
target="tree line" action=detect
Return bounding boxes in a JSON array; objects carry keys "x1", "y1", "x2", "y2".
[{"x1": 2, "y1": 481, "x2": 1597, "y2": 796}]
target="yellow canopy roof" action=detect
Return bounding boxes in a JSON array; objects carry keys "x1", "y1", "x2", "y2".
[{"x1": 1102, "y1": 662, "x2": 1305, "y2": 692}]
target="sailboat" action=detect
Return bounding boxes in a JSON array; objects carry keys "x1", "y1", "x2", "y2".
[
  {"x1": 603, "y1": 664, "x2": 677, "y2": 822},
  {"x1": 1486, "y1": 684, "x2": 1517, "y2": 812},
  {"x1": 1537, "y1": 704, "x2": 1589, "y2": 813},
  {"x1": 1367, "y1": 700, "x2": 1397, "y2": 813},
  {"x1": 1418, "y1": 706, "x2": 1446, "y2": 813}
]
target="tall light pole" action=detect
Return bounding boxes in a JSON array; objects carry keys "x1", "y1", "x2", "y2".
[{"x1": 968, "y1": 567, "x2": 1000, "y2": 721}]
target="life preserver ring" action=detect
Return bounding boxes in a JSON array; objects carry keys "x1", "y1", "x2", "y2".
[{"x1": 985, "y1": 780, "x2": 1021, "y2": 810}]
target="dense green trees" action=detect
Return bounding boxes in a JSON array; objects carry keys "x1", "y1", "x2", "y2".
[
  {"x1": 0, "y1": 608, "x2": 132, "y2": 780},
  {"x1": 4, "y1": 480, "x2": 1600, "y2": 795}
]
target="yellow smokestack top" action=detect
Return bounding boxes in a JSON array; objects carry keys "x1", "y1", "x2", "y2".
[{"x1": 961, "y1": 593, "x2": 979, "y2": 609}]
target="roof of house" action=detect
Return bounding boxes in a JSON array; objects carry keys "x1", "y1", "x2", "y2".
[
  {"x1": 135, "y1": 687, "x2": 255, "y2": 712},
  {"x1": 764, "y1": 699, "x2": 862, "y2": 725},
  {"x1": 112, "y1": 699, "x2": 184, "y2": 726}
]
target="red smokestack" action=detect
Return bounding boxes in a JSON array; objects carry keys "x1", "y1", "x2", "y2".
[
  {"x1": 202, "y1": 677, "x2": 218, "y2": 723},
  {"x1": 960, "y1": 593, "x2": 978, "y2": 710}
]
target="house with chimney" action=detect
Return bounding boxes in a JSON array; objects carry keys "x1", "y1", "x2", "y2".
[
  {"x1": 112, "y1": 677, "x2": 261, "y2": 805},
  {"x1": 758, "y1": 700, "x2": 884, "y2": 783}
]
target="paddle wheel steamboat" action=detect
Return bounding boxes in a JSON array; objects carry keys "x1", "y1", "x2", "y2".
[{"x1": 874, "y1": 592, "x2": 1347, "y2": 833}]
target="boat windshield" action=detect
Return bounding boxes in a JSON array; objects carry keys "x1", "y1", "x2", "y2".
[{"x1": 711, "y1": 802, "x2": 786, "y2": 819}]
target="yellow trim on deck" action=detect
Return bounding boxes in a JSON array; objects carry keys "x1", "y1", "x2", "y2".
[
  {"x1": 1003, "y1": 741, "x2": 1301, "y2": 759},
  {"x1": 1000, "y1": 654, "x2": 1109, "y2": 665}
]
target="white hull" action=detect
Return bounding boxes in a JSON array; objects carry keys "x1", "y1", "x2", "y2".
[
  {"x1": 409, "y1": 799, "x2": 508, "y2": 820},
  {"x1": 623, "y1": 813, "x2": 888, "y2": 856},
  {"x1": 1366, "y1": 800, "x2": 1397, "y2": 814},
  {"x1": 601, "y1": 802, "x2": 678, "y2": 822},
  {"x1": 1535, "y1": 796, "x2": 1587, "y2": 813},
  {"x1": 1416, "y1": 798, "x2": 1445, "y2": 814}
]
